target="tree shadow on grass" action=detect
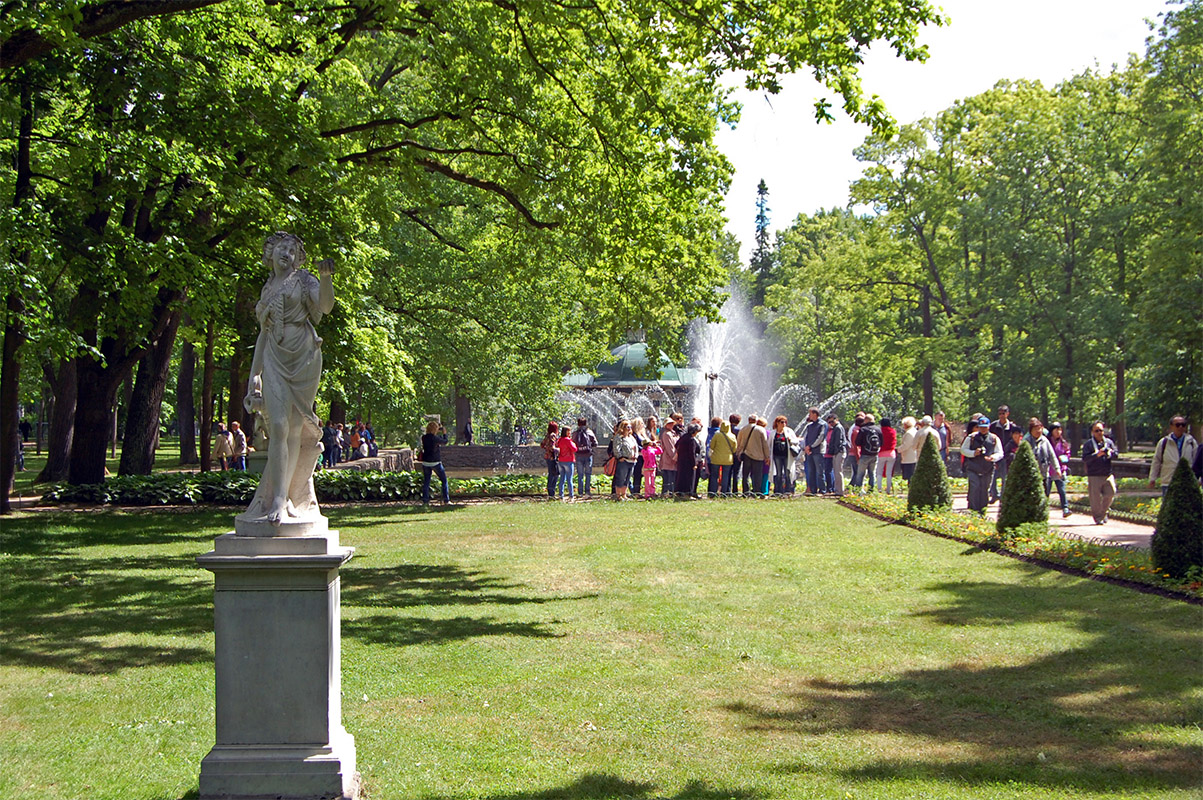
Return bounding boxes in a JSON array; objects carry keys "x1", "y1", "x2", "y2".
[
  {"x1": 414, "y1": 773, "x2": 763, "y2": 800},
  {"x1": 342, "y1": 563, "x2": 594, "y2": 647},
  {"x1": 1, "y1": 552, "x2": 213, "y2": 673},
  {"x1": 0, "y1": 509, "x2": 224, "y2": 554},
  {"x1": 725, "y1": 565, "x2": 1203, "y2": 792}
]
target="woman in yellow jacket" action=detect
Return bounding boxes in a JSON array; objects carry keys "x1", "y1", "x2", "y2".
[{"x1": 707, "y1": 418, "x2": 738, "y2": 496}]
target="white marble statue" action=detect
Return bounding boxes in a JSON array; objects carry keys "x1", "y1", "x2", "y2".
[{"x1": 238, "y1": 232, "x2": 335, "y2": 527}]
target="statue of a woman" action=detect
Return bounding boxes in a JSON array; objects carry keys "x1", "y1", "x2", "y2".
[{"x1": 238, "y1": 232, "x2": 335, "y2": 527}]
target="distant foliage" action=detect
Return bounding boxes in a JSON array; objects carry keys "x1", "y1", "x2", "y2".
[
  {"x1": 997, "y1": 441, "x2": 1048, "y2": 533},
  {"x1": 907, "y1": 434, "x2": 952, "y2": 513},
  {"x1": 1151, "y1": 458, "x2": 1203, "y2": 579}
]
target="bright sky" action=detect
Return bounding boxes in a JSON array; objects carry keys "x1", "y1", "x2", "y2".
[{"x1": 717, "y1": 0, "x2": 1173, "y2": 252}]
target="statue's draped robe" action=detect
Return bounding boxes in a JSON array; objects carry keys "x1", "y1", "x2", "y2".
[{"x1": 242, "y1": 269, "x2": 324, "y2": 520}]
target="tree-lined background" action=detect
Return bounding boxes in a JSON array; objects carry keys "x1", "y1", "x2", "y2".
[
  {"x1": 0, "y1": 0, "x2": 944, "y2": 509},
  {"x1": 754, "y1": 2, "x2": 1200, "y2": 449},
  {"x1": 1, "y1": 1, "x2": 1198, "y2": 513}
]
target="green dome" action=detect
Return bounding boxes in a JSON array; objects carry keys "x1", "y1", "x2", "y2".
[{"x1": 564, "y1": 342, "x2": 695, "y2": 387}]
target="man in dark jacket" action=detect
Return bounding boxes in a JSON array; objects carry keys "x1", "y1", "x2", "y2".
[
  {"x1": 1081, "y1": 421, "x2": 1118, "y2": 524},
  {"x1": 989, "y1": 405, "x2": 1020, "y2": 502},
  {"x1": 800, "y1": 407, "x2": 828, "y2": 495},
  {"x1": 854, "y1": 414, "x2": 883, "y2": 495},
  {"x1": 823, "y1": 413, "x2": 849, "y2": 496},
  {"x1": 961, "y1": 416, "x2": 1003, "y2": 513}
]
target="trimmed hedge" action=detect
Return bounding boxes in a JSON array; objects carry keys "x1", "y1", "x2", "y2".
[
  {"x1": 907, "y1": 433, "x2": 952, "y2": 514},
  {"x1": 41, "y1": 469, "x2": 551, "y2": 506},
  {"x1": 997, "y1": 440, "x2": 1048, "y2": 533},
  {"x1": 1151, "y1": 458, "x2": 1203, "y2": 579}
]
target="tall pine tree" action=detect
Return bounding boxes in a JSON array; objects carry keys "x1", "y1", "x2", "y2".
[{"x1": 751, "y1": 179, "x2": 773, "y2": 306}]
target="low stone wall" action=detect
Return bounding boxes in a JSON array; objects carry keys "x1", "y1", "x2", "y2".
[
  {"x1": 330, "y1": 448, "x2": 412, "y2": 472},
  {"x1": 436, "y1": 444, "x2": 547, "y2": 471}
]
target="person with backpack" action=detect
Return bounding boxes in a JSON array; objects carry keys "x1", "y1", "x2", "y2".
[
  {"x1": 961, "y1": 416, "x2": 1003, "y2": 513},
  {"x1": 854, "y1": 414, "x2": 883, "y2": 494},
  {"x1": 1149, "y1": 416, "x2": 1198, "y2": 497},
  {"x1": 573, "y1": 417, "x2": 599, "y2": 498}
]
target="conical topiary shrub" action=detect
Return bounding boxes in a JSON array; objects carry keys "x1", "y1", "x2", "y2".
[
  {"x1": 997, "y1": 440, "x2": 1047, "y2": 533},
  {"x1": 907, "y1": 432, "x2": 952, "y2": 514},
  {"x1": 1151, "y1": 457, "x2": 1203, "y2": 579}
]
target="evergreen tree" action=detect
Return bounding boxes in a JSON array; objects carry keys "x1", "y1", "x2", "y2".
[
  {"x1": 751, "y1": 179, "x2": 773, "y2": 306},
  {"x1": 1151, "y1": 458, "x2": 1203, "y2": 579},
  {"x1": 996, "y1": 440, "x2": 1048, "y2": 533},
  {"x1": 907, "y1": 433, "x2": 952, "y2": 513}
]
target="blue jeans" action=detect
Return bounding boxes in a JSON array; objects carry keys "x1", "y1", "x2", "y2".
[
  {"x1": 231, "y1": 455, "x2": 246, "y2": 471},
  {"x1": 545, "y1": 458, "x2": 557, "y2": 497},
  {"x1": 422, "y1": 463, "x2": 449, "y2": 503},
  {"x1": 805, "y1": 452, "x2": 825, "y2": 493},
  {"x1": 557, "y1": 461, "x2": 575, "y2": 498},
  {"x1": 661, "y1": 468, "x2": 676, "y2": 495},
  {"x1": 613, "y1": 460, "x2": 634, "y2": 490},
  {"x1": 854, "y1": 455, "x2": 878, "y2": 492},
  {"x1": 575, "y1": 455, "x2": 593, "y2": 495}
]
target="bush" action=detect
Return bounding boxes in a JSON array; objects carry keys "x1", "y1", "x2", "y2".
[
  {"x1": 997, "y1": 440, "x2": 1048, "y2": 533},
  {"x1": 907, "y1": 433, "x2": 952, "y2": 514},
  {"x1": 1151, "y1": 458, "x2": 1203, "y2": 579}
]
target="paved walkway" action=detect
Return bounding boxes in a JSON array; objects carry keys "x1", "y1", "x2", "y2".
[{"x1": 947, "y1": 495, "x2": 1153, "y2": 549}]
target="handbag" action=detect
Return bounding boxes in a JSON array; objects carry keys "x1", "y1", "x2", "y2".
[{"x1": 603, "y1": 456, "x2": 617, "y2": 476}]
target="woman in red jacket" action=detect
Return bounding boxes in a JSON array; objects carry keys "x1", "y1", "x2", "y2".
[{"x1": 877, "y1": 417, "x2": 899, "y2": 494}]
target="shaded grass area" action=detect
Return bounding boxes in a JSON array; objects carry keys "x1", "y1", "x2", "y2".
[{"x1": 1, "y1": 501, "x2": 1200, "y2": 799}]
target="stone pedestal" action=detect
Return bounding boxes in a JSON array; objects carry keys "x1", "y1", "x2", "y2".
[{"x1": 197, "y1": 520, "x2": 360, "y2": 800}]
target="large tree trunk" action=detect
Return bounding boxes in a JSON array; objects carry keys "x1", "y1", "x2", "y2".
[
  {"x1": 119, "y1": 308, "x2": 181, "y2": 475},
  {"x1": 199, "y1": 320, "x2": 215, "y2": 472},
  {"x1": 0, "y1": 292, "x2": 26, "y2": 512},
  {"x1": 228, "y1": 292, "x2": 257, "y2": 436},
  {"x1": 1, "y1": 78, "x2": 33, "y2": 513},
  {"x1": 177, "y1": 338, "x2": 198, "y2": 464},
  {"x1": 454, "y1": 385, "x2": 472, "y2": 445},
  {"x1": 920, "y1": 286, "x2": 934, "y2": 415},
  {"x1": 36, "y1": 359, "x2": 77, "y2": 483},
  {"x1": 69, "y1": 356, "x2": 125, "y2": 485},
  {"x1": 329, "y1": 398, "x2": 346, "y2": 425}
]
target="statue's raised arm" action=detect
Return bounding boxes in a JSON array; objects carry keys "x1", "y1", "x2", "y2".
[{"x1": 238, "y1": 232, "x2": 334, "y2": 530}]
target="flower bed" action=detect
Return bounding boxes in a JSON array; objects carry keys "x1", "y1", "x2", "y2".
[{"x1": 840, "y1": 492, "x2": 1202, "y2": 602}]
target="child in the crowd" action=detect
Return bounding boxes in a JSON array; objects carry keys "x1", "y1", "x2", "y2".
[{"x1": 640, "y1": 437, "x2": 663, "y2": 499}]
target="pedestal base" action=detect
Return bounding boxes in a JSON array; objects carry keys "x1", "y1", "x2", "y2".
[{"x1": 197, "y1": 529, "x2": 360, "y2": 800}]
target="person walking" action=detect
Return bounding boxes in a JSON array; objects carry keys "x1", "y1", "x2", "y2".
[
  {"x1": 1046, "y1": 422, "x2": 1072, "y2": 517},
  {"x1": 823, "y1": 413, "x2": 848, "y2": 496},
  {"x1": 229, "y1": 421, "x2": 247, "y2": 471},
  {"x1": 540, "y1": 422, "x2": 560, "y2": 498},
  {"x1": 707, "y1": 418, "x2": 737, "y2": 495},
  {"x1": 961, "y1": 416, "x2": 1003, "y2": 513},
  {"x1": 1081, "y1": 421, "x2": 1119, "y2": 524},
  {"x1": 799, "y1": 407, "x2": 827, "y2": 495},
  {"x1": 1149, "y1": 416, "x2": 1198, "y2": 497},
  {"x1": 419, "y1": 421, "x2": 451, "y2": 504},
  {"x1": 213, "y1": 422, "x2": 233, "y2": 471},
  {"x1": 573, "y1": 417, "x2": 598, "y2": 497},
  {"x1": 1023, "y1": 418, "x2": 1066, "y2": 517},
  {"x1": 556, "y1": 427, "x2": 577, "y2": 500},
  {"x1": 989, "y1": 405, "x2": 1020, "y2": 502}
]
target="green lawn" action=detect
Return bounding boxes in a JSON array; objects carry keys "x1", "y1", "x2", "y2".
[{"x1": 1, "y1": 500, "x2": 1200, "y2": 799}]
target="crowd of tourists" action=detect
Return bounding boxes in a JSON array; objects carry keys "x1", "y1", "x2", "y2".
[
  {"x1": 210, "y1": 418, "x2": 377, "y2": 471},
  {"x1": 528, "y1": 406, "x2": 1202, "y2": 526}
]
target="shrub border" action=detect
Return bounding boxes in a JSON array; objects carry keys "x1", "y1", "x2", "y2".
[{"x1": 838, "y1": 497, "x2": 1202, "y2": 606}]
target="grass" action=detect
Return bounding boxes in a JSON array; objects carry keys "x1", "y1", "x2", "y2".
[{"x1": 1, "y1": 500, "x2": 1201, "y2": 800}]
